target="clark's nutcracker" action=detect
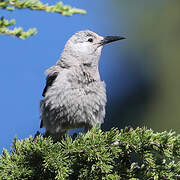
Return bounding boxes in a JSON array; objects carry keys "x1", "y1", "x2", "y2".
[{"x1": 40, "y1": 30, "x2": 125, "y2": 139}]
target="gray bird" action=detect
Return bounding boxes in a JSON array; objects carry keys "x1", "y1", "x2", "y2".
[{"x1": 40, "y1": 30, "x2": 125, "y2": 140}]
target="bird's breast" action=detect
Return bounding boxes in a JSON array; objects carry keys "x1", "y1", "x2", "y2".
[{"x1": 42, "y1": 75, "x2": 107, "y2": 129}]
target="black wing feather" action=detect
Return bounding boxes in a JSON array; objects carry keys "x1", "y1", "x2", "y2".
[
  {"x1": 42, "y1": 72, "x2": 58, "y2": 97},
  {"x1": 40, "y1": 72, "x2": 58, "y2": 128},
  {"x1": 40, "y1": 119, "x2": 44, "y2": 128}
]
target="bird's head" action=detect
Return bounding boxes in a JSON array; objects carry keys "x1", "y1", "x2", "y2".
[{"x1": 61, "y1": 30, "x2": 125, "y2": 67}]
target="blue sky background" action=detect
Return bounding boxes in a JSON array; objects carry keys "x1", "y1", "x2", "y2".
[{"x1": 1, "y1": 0, "x2": 180, "y2": 152}]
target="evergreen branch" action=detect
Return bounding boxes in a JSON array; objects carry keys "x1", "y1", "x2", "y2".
[
  {"x1": 0, "y1": 16, "x2": 37, "y2": 39},
  {"x1": 0, "y1": 0, "x2": 86, "y2": 16},
  {"x1": 0, "y1": 127, "x2": 179, "y2": 179},
  {"x1": 0, "y1": 0, "x2": 86, "y2": 39},
  {"x1": 0, "y1": 16, "x2": 15, "y2": 27},
  {"x1": 0, "y1": 26, "x2": 37, "y2": 39}
]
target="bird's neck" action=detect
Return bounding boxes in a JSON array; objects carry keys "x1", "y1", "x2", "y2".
[
  {"x1": 57, "y1": 56, "x2": 101, "y2": 84},
  {"x1": 79, "y1": 64, "x2": 100, "y2": 82}
]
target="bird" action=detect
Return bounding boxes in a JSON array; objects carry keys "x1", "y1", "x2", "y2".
[{"x1": 40, "y1": 30, "x2": 125, "y2": 140}]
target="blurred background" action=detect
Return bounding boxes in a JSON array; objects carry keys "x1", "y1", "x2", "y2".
[{"x1": 0, "y1": 0, "x2": 180, "y2": 151}]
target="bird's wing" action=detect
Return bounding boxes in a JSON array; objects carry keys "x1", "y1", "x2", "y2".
[
  {"x1": 42, "y1": 72, "x2": 58, "y2": 97},
  {"x1": 40, "y1": 72, "x2": 58, "y2": 128},
  {"x1": 40, "y1": 65, "x2": 61, "y2": 128},
  {"x1": 40, "y1": 118, "x2": 44, "y2": 128}
]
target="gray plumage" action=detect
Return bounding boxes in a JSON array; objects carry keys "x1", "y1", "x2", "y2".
[{"x1": 40, "y1": 30, "x2": 125, "y2": 139}]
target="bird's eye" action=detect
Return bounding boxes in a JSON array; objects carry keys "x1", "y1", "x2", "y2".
[{"x1": 88, "y1": 38, "x2": 93, "y2": 43}]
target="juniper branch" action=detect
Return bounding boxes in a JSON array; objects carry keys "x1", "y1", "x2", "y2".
[
  {"x1": 0, "y1": 0, "x2": 86, "y2": 39},
  {"x1": 0, "y1": 127, "x2": 179, "y2": 179},
  {"x1": 0, "y1": 16, "x2": 37, "y2": 39},
  {"x1": 0, "y1": 0, "x2": 86, "y2": 15}
]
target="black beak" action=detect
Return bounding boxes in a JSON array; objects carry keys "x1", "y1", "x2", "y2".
[{"x1": 101, "y1": 36, "x2": 126, "y2": 45}]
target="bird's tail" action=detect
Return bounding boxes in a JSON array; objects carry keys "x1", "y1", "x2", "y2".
[{"x1": 44, "y1": 130, "x2": 68, "y2": 142}]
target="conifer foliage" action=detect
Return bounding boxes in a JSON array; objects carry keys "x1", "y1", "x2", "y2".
[
  {"x1": 0, "y1": 127, "x2": 179, "y2": 179},
  {"x1": 0, "y1": 0, "x2": 86, "y2": 39}
]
